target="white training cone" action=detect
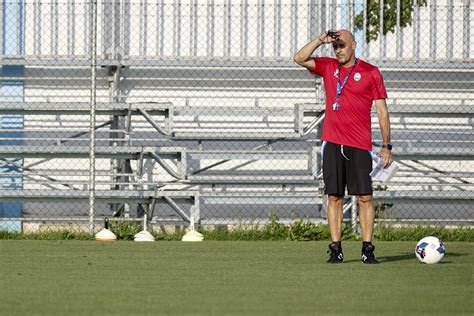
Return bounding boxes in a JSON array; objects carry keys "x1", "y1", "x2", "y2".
[
  {"x1": 95, "y1": 217, "x2": 117, "y2": 241},
  {"x1": 134, "y1": 213, "x2": 155, "y2": 242},
  {"x1": 134, "y1": 230, "x2": 155, "y2": 242},
  {"x1": 181, "y1": 230, "x2": 204, "y2": 242},
  {"x1": 181, "y1": 211, "x2": 203, "y2": 242}
]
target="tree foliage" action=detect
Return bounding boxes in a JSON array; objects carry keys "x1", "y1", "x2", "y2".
[{"x1": 354, "y1": 0, "x2": 428, "y2": 42}]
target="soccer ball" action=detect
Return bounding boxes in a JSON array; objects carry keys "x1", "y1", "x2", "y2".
[{"x1": 415, "y1": 236, "x2": 445, "y2": 264}]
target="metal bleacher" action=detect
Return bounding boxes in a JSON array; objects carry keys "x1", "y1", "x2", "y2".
[
  {"x1": 1, "y1": 56, "x2": 473, "y2": 229},
  {"x1": 1, "y1": 0, "x2": 472, "y2": 229},
  {"x1": 0, "y1": 59, "x2": 331, "y2": 228},
  {"x1": 369, "y1": 72, "x2": 474, "y2": 223},
  {"x1": 1, "y1": 56, "x2": 474, "y2": 228}
]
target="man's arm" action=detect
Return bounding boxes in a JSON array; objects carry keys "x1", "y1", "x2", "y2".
[
  {"x1": 293, "y1": 31, "x2": 337, "y2": 70},
  {"x1": 374, "y1": 98, "x2": 393, "y2": 168}
]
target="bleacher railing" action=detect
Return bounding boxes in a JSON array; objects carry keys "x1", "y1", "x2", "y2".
[{"x1": 1, "y1": 0, "x2": 472, "y2": 63}]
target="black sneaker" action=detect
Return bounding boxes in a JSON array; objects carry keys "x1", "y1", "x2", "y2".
[
  {"x1": 327, "y1": 243, "x2": 344, "y2": 263},
  {"x1": 361, "y1": 244, "x2": 379, "y2": 264}
]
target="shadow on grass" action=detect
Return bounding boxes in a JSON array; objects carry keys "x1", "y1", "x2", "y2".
[
  {"x1": 378, "y1": 253, "x2": 416, "y2": 263},
  {"x1": 379, "y1": 251, "x2": 467, "y2": 263},
  {"x1": 343, "y1": 252, "x2": 467, "y2": 263},
  {"x1": 340, "y1": 253, "x2": 414, "y2": 263}
]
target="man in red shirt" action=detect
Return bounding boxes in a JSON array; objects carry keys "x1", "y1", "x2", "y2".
[{"x1": 294, "y1": 29, "x2": 392, "y2": 264}]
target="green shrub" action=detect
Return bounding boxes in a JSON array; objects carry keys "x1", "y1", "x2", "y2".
[
  {"x1": 0, "y1": 230, "x2": 93, "y2": 240},
  {"x1": 288, "y1": 221, "x2": 328, "y2": 241},
  {"x1": 1, "y1": 220, "x2": 473, "y2": 242},
  {"x1": 374, "y1": 225, "x2": 474, "y2": 242},
  {"x1": 262, "y1": 212, "x2": 288, "y2": 240},
  {"x1": 199, "y1": 215, "x2": 354, "y2": 242},
  {"x1": 153, "y1": 228, "x2": 186, "y2": 241},
  {"x1": 108, "y1": 221, "x2": 142, "y2": 240}
]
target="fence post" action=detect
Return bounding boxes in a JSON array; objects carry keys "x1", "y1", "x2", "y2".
[
  {"x1": 89, "y1": 0, "x2": 98, "y2": 233},
  {"x1": 463, "y1": 0, "x2": 470, "y2": 61}
]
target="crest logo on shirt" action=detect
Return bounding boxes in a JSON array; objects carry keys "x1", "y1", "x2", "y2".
[
  {"x1": 354, "y1": 72, "x2": 361, "y2": 81},
  {"x1": 333, "y1": 69, "x2": 339, "y2": 78}
]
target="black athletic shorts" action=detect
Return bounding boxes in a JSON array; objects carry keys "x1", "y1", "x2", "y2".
[{"x1": 322, "y1": 141, "x2": 373, "y2": 196}]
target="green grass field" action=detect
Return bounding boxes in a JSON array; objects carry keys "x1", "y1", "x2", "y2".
[{"x1": 1, "y1": 240, "x2": 473, "y2": 315}]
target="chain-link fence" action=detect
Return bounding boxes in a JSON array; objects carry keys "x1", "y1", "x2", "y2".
[{"x1": 0, "y1": 0, "x2": 472, "y2": 233}]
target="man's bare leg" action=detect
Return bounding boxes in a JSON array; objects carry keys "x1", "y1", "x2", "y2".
[
  {"x1": 357, "y1": 194, "x2": 375, "y2": 242},
  {"x1": 357, "y1": 194, "x2": 379, "y2": 263},
  {"x1": 327, "y1": 194, "x2": 344, "y2": 241}
]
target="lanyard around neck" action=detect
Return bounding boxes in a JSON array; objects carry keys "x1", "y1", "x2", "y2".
[{"x1": 336, "y1": 58, "x2": 358, "y2": 100}]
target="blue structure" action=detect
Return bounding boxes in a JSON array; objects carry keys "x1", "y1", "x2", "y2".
[{"x1": 1, "y1": 0, "x2": 24, "y2": 232}]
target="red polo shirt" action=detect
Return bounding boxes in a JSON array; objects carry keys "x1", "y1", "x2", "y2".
[{"x1": 310, "y1": 57, "x2": 387, "y2": 150}]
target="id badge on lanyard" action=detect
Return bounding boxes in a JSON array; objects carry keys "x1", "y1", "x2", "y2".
[{"x1": 333, "y1": 58, "x2": 358, "y2": 111}]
